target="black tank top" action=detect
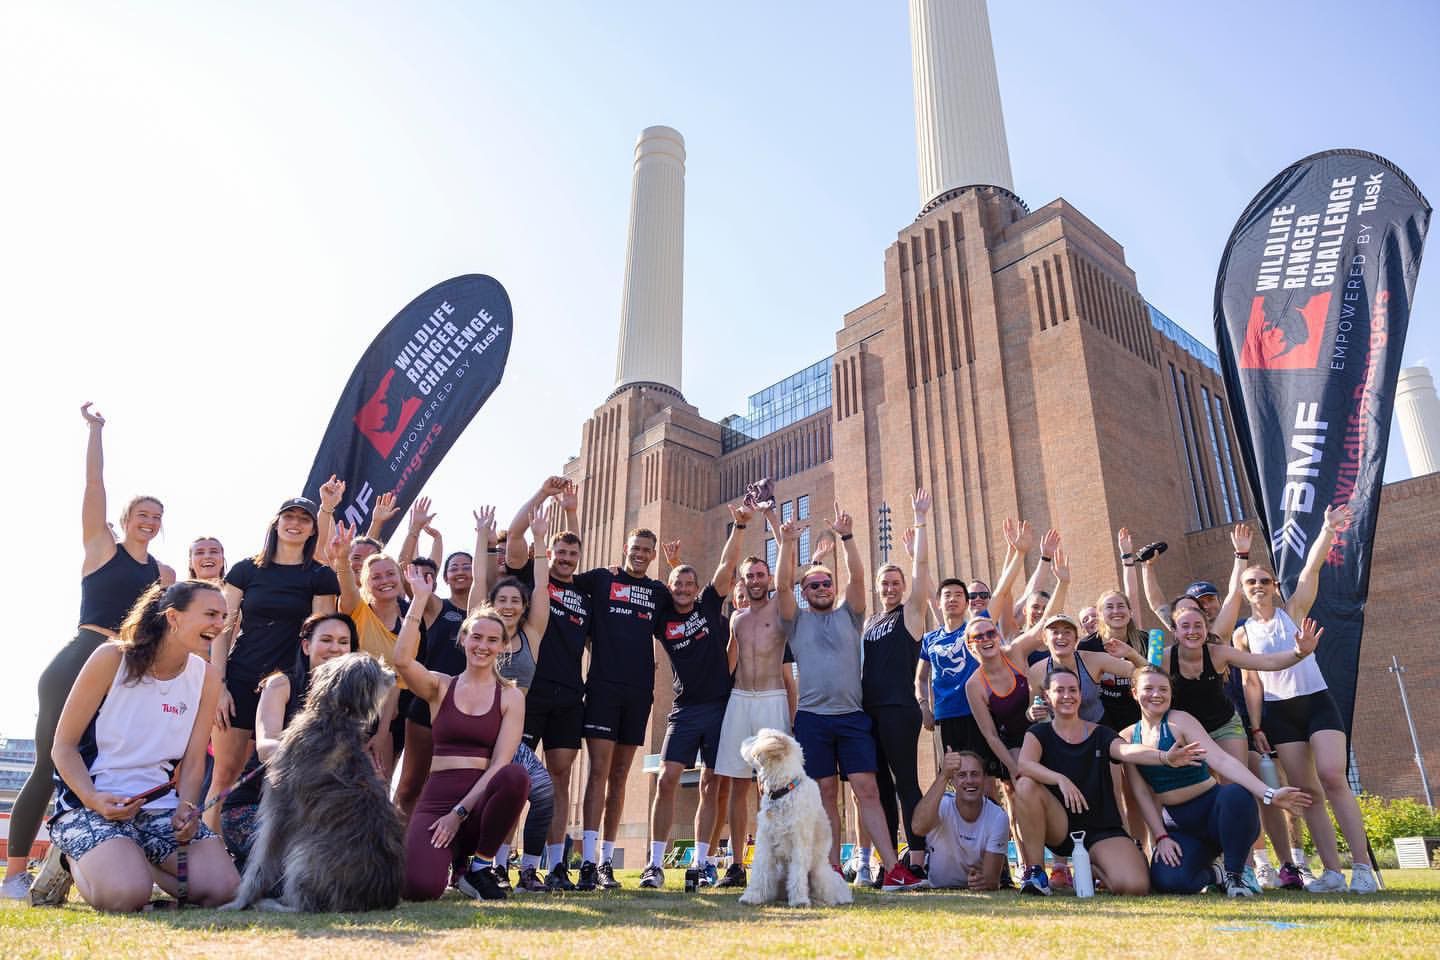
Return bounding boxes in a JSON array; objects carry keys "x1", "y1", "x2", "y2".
[
  {"x1": 861, "y1": 606, "x2": 920, "y2": 709},
  {"x1": 78, "y1": 546, "x2": 161, "y2": 630},
  {"x1": 1168, "y1": 643, "x2": 1237, "y2": 731}
]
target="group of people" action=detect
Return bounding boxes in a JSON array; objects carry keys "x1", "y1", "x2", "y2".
[{"x1": 1, "y1": 403, "x2": 1380, "y2": 912}]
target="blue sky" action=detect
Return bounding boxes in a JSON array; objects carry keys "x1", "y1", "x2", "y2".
[{"x1": 1, "y1": 1, "x2": 1435, "y2": 733}]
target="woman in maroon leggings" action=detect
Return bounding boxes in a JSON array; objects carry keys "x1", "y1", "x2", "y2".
[{"x1": 393, "y1": 564, "x2": 530, "y2": 901}]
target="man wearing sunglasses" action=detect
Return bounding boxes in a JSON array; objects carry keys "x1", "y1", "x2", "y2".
[{"x1": 776, "y1": 504, "x2": 923, "y2": 892}]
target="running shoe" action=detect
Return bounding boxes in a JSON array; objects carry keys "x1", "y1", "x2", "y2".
[
  {"x1": 514, "y1": 866, "x2": 548, "y2": 893},
  {"x1": 457, "y1": 865, "x2": 507, "y2": 901},
  {"x1": 597, "y1": 860, "x2": 621, "y2": 890},
  {"x1": 879, "y1": 862, "x2": 923, "y2": 892},
  {"x1": 1019, "y1": 865, "x2": 1052, "y2": 896},
  {"x1": 1277, "y1": 863, "x2": 1305, "y2": 890},
  {"x1": 639, "y1": 865, "x2": 665, "y2": 889},
  {"x1": 1, "y1": 872, "x2": 33, "y2": 900},
  {"x1": 494, "y1": 864, "x2": 513, "y2": 893},
  {"x1": 698, "y1": 862, "x2": 719, "y2": 888},
  {"x1": 716, "y1": 864, "x2": 747, "y2": 888},
  {"x1": 1298, "y1": 862, "x2": 1318, "y2": 884},
  {"x1": 575, "y1": 860, "x2": 599, "y2": 892},
  {"x1": 1240, "y1": 865, "x2": 1263, "y2": 895},
  {"x1": 1048, "y1": 863, "x2": 1073, "y2": 890},
  {"x1": 1348, "y1": 864, "x2": 1380, "y2": 894},
  {"x1": 545, "y1": 863, "x2": 576, "y2": 892},
  {"x1": 29, "y1": 846, "x2": 72, "y2": 907},
  {"x1": 1305, "y1": 868, "x2": 1347, "y2": 893},
  {"x1": 1253, "y1": 862, "x2": 1280, "y2": 889},
  {"x1": 854, "y1": 861, "x2": 873, "y2": 887},
  {"x1": 1225, "y1": 871, "x2": 1257, "y2": 898}
]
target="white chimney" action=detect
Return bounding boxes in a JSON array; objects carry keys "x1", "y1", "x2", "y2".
[
  {"x1": 1396, "y1": 364, "x2": 1440, "y2": 477},
  {"x1": 909, "y1": 0, "x2": 1015, "y2": 206},
  {"x1": 614, "y1": 125, "x2": 685, "y2": 393}
]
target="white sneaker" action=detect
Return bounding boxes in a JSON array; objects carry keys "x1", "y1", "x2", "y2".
[
  {"x1": 854, "y1": 861, "x2": 873, "y2": 887},
  {"x1": 1348, "y1": 864, "x2": 1380, "y2": 894},
  {"x1": 1, "y1": 872, "x2": 34, "y2": 900},
  {"x1": 1305, "y1": 868, "x2": 1347, "y2": 893},
  {"x1": 1253, "y1": 863, "x2": 1280, "y2": 889}
]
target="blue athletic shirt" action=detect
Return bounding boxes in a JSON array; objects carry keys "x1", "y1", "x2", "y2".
[{"x1": 921, "y1": 623, "x2": 977, "y2": 721}]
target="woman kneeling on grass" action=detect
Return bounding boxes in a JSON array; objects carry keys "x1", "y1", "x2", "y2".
[
  {"x1": 1013, "y1": 667, "x2": 1204, "y2": 896},
  {"x1": 36, "y1": 581, "x2": 240, "y2": 910},
  {"x1": 1121, "y1": 666, "x2": 1312, "y2": 897},
  {"x1": 394, "y1": 564, "x2": 530, "y2": 902}
]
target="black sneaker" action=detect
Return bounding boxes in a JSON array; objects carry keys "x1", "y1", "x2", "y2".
[
  {"x1": 639, "y1": 865, "x2": 665, "y2": 889},
  {"x1": 495, "y1": 864, "x2": 513, "y2": 892},
  {"x1": 575, "y1": 860, "x2": 599, "y2": 891},
  {"x1": 457, "y1": 865, "x2": 507, "y2": 901},
  {"x1": 514, "y1": 866, "x2": 548, "y2": 893},
  {"x1": 715, "y1": 863, "x2": 747, "y2": 888},
  {"x1": 546, "y1": 863, "x2": 576, "y2": 892},
  {"x1": 598, "y1": 861, "x2": 621, "y2": 889}
]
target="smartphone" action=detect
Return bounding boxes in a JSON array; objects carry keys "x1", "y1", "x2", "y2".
[{"x1": 125, "y1": 781, "x2": 176, "y2": 806}]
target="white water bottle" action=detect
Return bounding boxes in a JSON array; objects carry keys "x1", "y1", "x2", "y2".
[
  {"x1": 1258, "y1": 754, "x2": 1281, "y2": 789},
  {"x1": 1070, "y1": 831, "x2": 1095, "y2": 898}
]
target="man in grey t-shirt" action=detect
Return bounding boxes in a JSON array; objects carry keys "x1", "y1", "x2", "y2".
[{"x1": 776, "y1": 505, "x2": 921, "y2": 892}]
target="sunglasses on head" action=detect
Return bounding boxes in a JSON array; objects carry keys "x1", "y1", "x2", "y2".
[
  {"x1": 969, "y1": 591, "x2": 991, "y2": 601},
  {"x1": 804, "y1": 579, "x2": 833, "y2": 590}
]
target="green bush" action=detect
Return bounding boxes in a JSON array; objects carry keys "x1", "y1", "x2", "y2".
[{"x1": 1291, "y1": 793, "x2": 1440, "y2": 857}]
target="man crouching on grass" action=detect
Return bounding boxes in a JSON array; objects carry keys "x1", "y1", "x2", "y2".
[{"x1": 912, "y1": 749, "x2": 1010, "y2": 890}]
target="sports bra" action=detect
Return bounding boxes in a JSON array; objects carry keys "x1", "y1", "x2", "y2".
[
  {"x1": 1130, "y1": 710, "x2": 1212, "y2": 794},
  {"x1": 1043, "y1": 654, "x2": 1103, "y2": 723},
  {"x1": 982, "y1": 655, "x2": 1031, "y2": 748},
  {"x1": 78, "y1": 546, "x2": 161, "y2": 631},
  {"x1": 499, "y1": 630, "x2": 536, "y2": 691},
  {"x1": 430, "y1": 676, "x2": 503, "y2": 759}
]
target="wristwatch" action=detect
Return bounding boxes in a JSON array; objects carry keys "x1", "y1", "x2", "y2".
[{"x1": 452, "y1": 804, "x2": 470, "y2": 820}]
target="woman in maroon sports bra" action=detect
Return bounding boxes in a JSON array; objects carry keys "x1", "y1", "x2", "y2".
[{"x1": 393, "y1": 565, "x2": 529, "y2": 901}]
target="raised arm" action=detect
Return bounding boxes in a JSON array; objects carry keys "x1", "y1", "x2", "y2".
[
  {"x1": 1019, "y1": 528, "x2": 1060, "y2": 610},
  {"x1": 366, "y1": 491, "x2": 400, "y2": 544},
  {"x1": 712, "y1": 503, "x2": 752, "y2": 594},
  {"x1": 470, "y1": 506, "x2": 495, "y2": 616},
  {"x1": 523, "y1": 507, "x2": 551, "y2": 643},
  {"x1": 316, "y1": 475, "x2": 344, "y2": 568},
  {"x1": 79, "y1": 403, "x2": 117, "y2": 573},
  {"x1": 903, "y1": 489, "x2": 934, "y2": 639},
  {"x1": 775, "y1": 519, "x2": 800, "y2": 620},
  {"x1": 1210, "y1": 523, "x2": 1253, "y2": 638},
  {"x1": 506, "y1": 477, "x2": 566, "y2": 571},
  {"x1": 1288, "y1": 503, "x2": 1349, "y2": 623},
  {"x1": 1041, "y1": 542, "x2": 1070, "y2": 623},
  {"x1": 559, "y1": 479, "x2": 580, "y2": 533},
  {"x1": 832, "y1": 502, "x2": 866, "y2": 617},
  {"x1": 1139, "y1": 548, "x2": 1173, "y2": 631},
  {"x1": 912, "y1": 747, "x2": 960, "y2": 836},
  {"x1": 992, "y1": 519, "x2": 1033, "y2": 637},
  {"x1": 396, "y1": 565, "x2": 443, "y2": 701},
  {"x1": 398, "y1": 496, "x2": 437, "y2": 567},
  {"x1": 1118, "y1": 528, "x2": 1141, "y2": 626},
  {"x1": 330, "y1": 522, "x2": 363, "y2": 616}
]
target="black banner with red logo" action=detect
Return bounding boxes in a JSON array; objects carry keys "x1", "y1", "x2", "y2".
[
  {"x1": 302, "y1": 275, "x2": 512, "y2": 542},
  {"x1": 1213, "y1": 150, "x2": 1429, "y2": 734}
]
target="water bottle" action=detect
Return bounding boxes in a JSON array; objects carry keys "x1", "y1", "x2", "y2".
[
  {"x1": 1070, "y1": 831, "x2": 1095, "y2": 898},
  {"x1": 1147, "y1": 629, "x2": 1166, "y2": 667},
  {"x1": 1258, "y1": 753, "x2": 1281, "y2": 789}
]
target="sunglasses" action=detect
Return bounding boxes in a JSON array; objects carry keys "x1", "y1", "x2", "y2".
[
  {"x1": 1243, "y1": 577, "x2": 1274, "y2": 586},
  {"x1": 970, "y1": 591, "x2": 991, "y2": 601},
  {"x1": 804, "y1": 579, "x2": 833, "y2": 590},
  {"x1": 969, "y1": 628, "x2": 1000, "y2": 641}
]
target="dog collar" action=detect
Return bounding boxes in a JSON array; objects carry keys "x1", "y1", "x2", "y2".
[{"x1": 769, "y1": 776, "x2": 802, "y2": 801}]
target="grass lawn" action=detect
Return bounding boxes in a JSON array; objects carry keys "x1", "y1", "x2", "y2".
[{"x1": 3, "y1": 869, "x2": 1438, "y2": 959}]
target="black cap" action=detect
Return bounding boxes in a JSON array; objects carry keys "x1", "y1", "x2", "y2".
[
  {"x1": 277, "y1": 496, "x2": 319, "y2": 521},
  {"x1": 1185, "y1": 580, "x2": 1219, "y2": 599}
]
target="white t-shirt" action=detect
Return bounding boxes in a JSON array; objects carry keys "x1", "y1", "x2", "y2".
[{"x1": 925, "y1": 795, "x2": 1010, "y2": 889}]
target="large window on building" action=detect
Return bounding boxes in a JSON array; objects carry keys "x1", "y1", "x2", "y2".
[
  {"x1": 797, "y1": 494, "x2": 810, "y2": 520},
  {"x1": 1200, "y1": 386, "x2": 1235, "y2": 524},
  {"x1": 781, "y1": 500, "x2": 794, "y2": 524},
  {"x1": 1169, "y1": 363, "x2": 1205, "y2": 531},
  {"x1": 799, "y1": 527, "x2": 812, "y2": 565},
  {"x1": 721, "y1": 357, "x2": 833, "y2": 452},
  {"x1": 766, "y1": 538, "x2": 777, "y2": 574},
  {"x1": 1212, "y1": 392, "x2": 1247, "y2": 519}
]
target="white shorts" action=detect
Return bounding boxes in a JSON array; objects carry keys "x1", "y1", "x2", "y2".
[{"x1": 715, "y1": 688, "x2": 791, "y2": 779}]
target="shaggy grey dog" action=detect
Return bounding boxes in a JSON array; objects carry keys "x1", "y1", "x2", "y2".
[{"x1": 221, "y1": 654, "x2": 404, "y2": 912}]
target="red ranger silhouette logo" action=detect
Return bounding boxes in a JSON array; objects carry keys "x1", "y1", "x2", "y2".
[
  {"x1": 354, "y1": 368, "x2": 423, "y2": 457},
  {"x1": 1239, "y1": 292, "x2": 1332, "y2": 370},
  {"x1": 666, "y1": 622, "x2": 686, "y2": 640},
  {"x1": 610, "y1": 582, "x2": 632, "y2": 602}
]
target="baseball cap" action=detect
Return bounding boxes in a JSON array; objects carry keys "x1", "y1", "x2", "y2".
[
  {"x1": 276, "y1": 496, "x2": 319, "y2": 521},
  {"x1": 1042, "y1": 613, "x2": 1080, "y2": 632},
  {"x1": 1185, "y1": 580, "x2": 1219, "y2": 599}
]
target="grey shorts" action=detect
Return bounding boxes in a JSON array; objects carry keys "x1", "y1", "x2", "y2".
[{"x1": 51, "y1": 806, "x2": 217, "y2": 866}]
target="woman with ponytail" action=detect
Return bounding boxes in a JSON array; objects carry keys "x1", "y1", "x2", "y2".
[{"x1": 33, "y1": 581, "x2": 240, "y2": 911}]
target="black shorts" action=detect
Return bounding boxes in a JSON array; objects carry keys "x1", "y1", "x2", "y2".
[
  {"x1": 938, "y1": 714, "x2": 1000, "y2": 776},
  {"x1": 661, "y1": 698, "x2": 728, "y2": 769},
  {"x1": 224, "y1": 670, "x2": 264, "y2": 732},
  {"x1": 1050, "y1": 826, "x2": 1130, "y2": 857},
  {"x1": 582, "y1": 678, "x2": 652, "y2": 747},
  {"x1": 523, "y1": 679, "x2": 585, "y2": 751},
  {"x1": 1261, "y1": 689, "x2": 1344, "y2": 746}
]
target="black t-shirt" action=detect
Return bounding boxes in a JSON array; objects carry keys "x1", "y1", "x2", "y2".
[
  {"x1": 575, "y1": 567, "x2": 669, "y2": 690},
  {"x1": 422, "y1": 598, "x2": 468, "y2": 676},
  {"x1": 1029, "y1": 721, "x2": 1124, "y2": 834},
  {"x1": 861, "y1": 606, "x2": 920, "y2": 709},
  {"x1": 504, "y1": 562, "x2": 592, "y2": 693},
  {"x1": 224, "y1": 558, "x2": 340, "y2": 678},
  {"x1": 654, "y1": 585, "x2": 732, "y2": 707}
]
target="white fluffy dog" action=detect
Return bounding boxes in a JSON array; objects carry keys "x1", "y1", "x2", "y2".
[{"x1": 738, "y1": 728, "x2": 852, "y2": 908}]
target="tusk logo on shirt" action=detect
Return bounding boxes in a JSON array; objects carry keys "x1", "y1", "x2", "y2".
[{"x1": 162, "y1": 702, "x2": 188, "y2": 717}]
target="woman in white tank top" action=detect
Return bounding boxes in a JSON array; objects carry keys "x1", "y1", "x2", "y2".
[
  {"x1": 1233, "y1": 503, "x2": 1376, "y2": 894},
  {"x1": 40, "y1": 581, "x2": 240, "y2": 911}
]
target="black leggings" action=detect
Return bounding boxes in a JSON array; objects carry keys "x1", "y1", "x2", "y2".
[
  {"x1": 515, "y1": 742, "x2": 555, "y2": 857},
  {"x1": 10, "y1": 629, "x2": 108, "y2": 861},
  {"x1": 867, "y1": 703, "x2": 926, "y2": 853}
]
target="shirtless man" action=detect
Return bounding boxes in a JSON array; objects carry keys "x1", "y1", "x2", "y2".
[{"x1": 713, "y1": 506, "x2": 796, "y2": 888}]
